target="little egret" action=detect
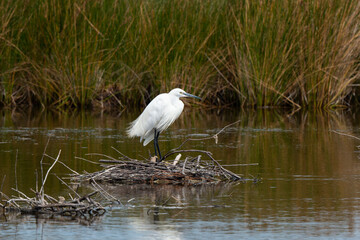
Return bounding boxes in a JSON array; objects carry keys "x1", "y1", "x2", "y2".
[{"x1": 127, "y1": 88, "x2": 201, "y2": 161}]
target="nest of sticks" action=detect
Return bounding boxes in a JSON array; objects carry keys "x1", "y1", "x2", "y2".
[
  {"x1": 72, "y1": 149, "x2": 244, "y2": 185},
  {"x1": 72, "y1": 121, "x2": 247, "y2": 185}
]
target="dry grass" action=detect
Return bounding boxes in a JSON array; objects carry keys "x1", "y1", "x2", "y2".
[{"x1": 0, "y1": 0, "x2": 359, "y2": 110}]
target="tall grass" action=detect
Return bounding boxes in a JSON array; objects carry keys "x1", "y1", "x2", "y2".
[
  {"x1": 221, "y1": 0, "x2": 360, "y2": 108},
  {"x1": 0, "y1": 0, "x2": 359, "y2": 110}
]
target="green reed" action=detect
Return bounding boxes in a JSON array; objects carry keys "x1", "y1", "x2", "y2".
[{"x1": 0, "y1": 0, "x2": 359, "y2": 110}]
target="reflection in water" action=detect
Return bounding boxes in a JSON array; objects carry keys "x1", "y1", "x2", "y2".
[
  {"x1": 1, "y1": 108, "x2": 360, "y2": 239},
  {"x1": 101, "y1": 183, "x2": 236, "y2": 218}
]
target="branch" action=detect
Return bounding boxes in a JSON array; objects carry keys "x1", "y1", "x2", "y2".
[
  {"x1": 40, "y1": 150, "x2": 61, "y2": 203},
  {"x1": 204, "y1": 152, "x2": 243, "y2": 181},
  {"x1": 163, "y1": 149, "x2": 213, "y2": 160},
  {"x1": 111, "y1": 146, "x2": 134, "y2": 161},
  {"x1": 330, "y1": 130, "x2": 360, "y2": 141},
  {"x1": 167, "y1": 120, "x2": 241, "y2": 153}
]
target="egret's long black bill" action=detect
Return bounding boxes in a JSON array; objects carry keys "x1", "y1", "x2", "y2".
[{"x1": 184, "y1": 92, "x2": 201, "y2": 100}]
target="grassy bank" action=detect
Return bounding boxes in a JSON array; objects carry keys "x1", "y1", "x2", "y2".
[{"x1": 1, "y1": 0, "x2": 359, "y2": 110}]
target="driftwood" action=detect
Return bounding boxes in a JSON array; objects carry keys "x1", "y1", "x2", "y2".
[{"x1": 0, "y1": 149, "x2": 107, "y2": 221}]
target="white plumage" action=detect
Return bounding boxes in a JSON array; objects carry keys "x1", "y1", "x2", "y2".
[{"x1": 127, "y1": 88, "x2": 201, "y2": 160}]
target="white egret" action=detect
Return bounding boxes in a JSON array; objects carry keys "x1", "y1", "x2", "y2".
[{"x1": 127, "y1": 88, "x2": 201, "y2": 161}]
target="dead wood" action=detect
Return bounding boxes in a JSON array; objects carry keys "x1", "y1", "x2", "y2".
[
  {"x1": 1, "y1": 149, "x2": 107, "y2": 221},
  {"x1": 72, "y1": 150, "x2": 244, "y2": 185},
  {"x1": 72, "y1": 121, "x2": 248, "y2": 185}
]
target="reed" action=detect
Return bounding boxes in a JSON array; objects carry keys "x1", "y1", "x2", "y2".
[
  {"x1": 0, "y1": 0, "x2": 359, "y2": 110},
  {"x1": 221, "y1": 0, "x2": 360, "y2": 108}
]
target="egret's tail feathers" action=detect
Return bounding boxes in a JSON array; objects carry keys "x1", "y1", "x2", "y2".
[
  {"x1": 126, "y1": 118, "x2": 144, "y2": 139},
  {"x1": 126, "y1": 121, "x2": 137, "y2": 138},
  {"x1": 127, "y1": 118, "x2": 155, "y2": 146},
  {"x1": 143, "y1": 132, "x2": 155, "y2": 146}
]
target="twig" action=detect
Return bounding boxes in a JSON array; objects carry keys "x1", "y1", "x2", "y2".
[
  {"x1": 84, "y1": 166, "x2": 118, "y2": 181},
  {"x1": 173, "y1": 154, "x2": 182, "y2": 166},
  {"x1": 331, "y1": 130, "x2": 360, "y2": 141},
  {"x1": 40, "y1": 138, "x2": 51, "y2": 195},
  {"x1": 40, "y1": 150, "x2": 61, "y2": 202},
  {"x1": 163, "y1": 149, "x2": 212, "y2": 160},
  {"x1": 86, "y1": 153, "x2": 119, "y2": 161},
  {"x1": 90, "y1": 178, "x2": 122, "y2": 205},
  {"x1": 111, "y1": 146, "x2": 134, "y2": 161},
  {"x1": 0, "y1": 191, "x2": 10, "y2": 201},
  {"x1": 15, "y1": 149, "x2": 18, "y2": 191},
  {"x1": 75, "y1": 156, "x2": 101, "y2": 165},
  {"x1": 68, "y1": 193, "x2": 74, "y2": 201},
  {"x1": 168, "y1": 120, "x2": 241, "y2": 153},
  {"x1": 205, "y1": 152, "x2": 242, "y2": 181},
  {"x1": 98, "y1": 159, "x2": 124, "y2": 164},
  {"x1": 44, "y1": 193, "x2": 58, "y2": 204},
  {"x1": 53, "y1": 174, "x2": 81, "y2": 198},
  {"x1": 7, "y1": 199, "x2": 21, "y2": 208},
  {"x1": 11, "y1": 188, "x2": 32, "y2": 202},
  {"x1": 182, "y1": 157, "x2": 188, "y2": 174},
  {"x1": 44, "y1": 154, "x2": 79, "y2": 175},
  {"x1": 0, "y1": 175, "x2": 6, "y2": 202},
  {"x1": 196, "y1": 155, "x2": 201, "y2": 168},
  {"x1": 35, "y1": 170, "x2": 38, "y2": 193},
  {"x1": 221, "y1": 163, "x2": 258, "y2": 167}
]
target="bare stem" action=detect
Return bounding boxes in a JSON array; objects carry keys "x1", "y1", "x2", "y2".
[
  {"x1": 40, "y1": 150, "x2": 61, "y2": 203},
  {"x1": 168, "y1": 120, "x2": 241, "y2": 152},
  {"x1": 40, "y1": 137, "x2": 51, "y2": 194},
  {"x1": 330, "y1": 130, "x2": 360, "y2": 141},
  {"x1": 15, "y1": 149, "x2": 18, "y2": 191}
]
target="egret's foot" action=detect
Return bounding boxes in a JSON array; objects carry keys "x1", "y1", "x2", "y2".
[
  {"x1": 156, "y1": 157, "x2": 163, "y2": 163},
  {"x1": 150, "y1": 156, "x2": 158, "y2": 163}
]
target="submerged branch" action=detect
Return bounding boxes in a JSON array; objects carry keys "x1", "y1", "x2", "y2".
[
  {"x1": 331, "y1": 130, "x2": 360, "y2": 142},
  {"x1": 168, "y1": 120, "x2": 241, "y2": 152}
]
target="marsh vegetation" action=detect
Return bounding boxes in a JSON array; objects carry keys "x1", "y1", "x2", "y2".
[{"x1": 1, "y1": 0, "x2": 359, "y2": 110}]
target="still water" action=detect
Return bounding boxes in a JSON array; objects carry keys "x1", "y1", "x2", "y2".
[{"x1": 1, "y1": 108, "x2": 360, "y2": 239}]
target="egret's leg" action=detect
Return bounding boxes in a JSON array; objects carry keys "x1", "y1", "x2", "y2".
[
  {"x1": 155, "y1": 131, "x2": 162, "y2": 160},
  {"x1": 153, "y1": 129, "x2": 162, "y2": 161},
  {"x1": 154, "y1": 130, "x2": 158, "y2": 157}
]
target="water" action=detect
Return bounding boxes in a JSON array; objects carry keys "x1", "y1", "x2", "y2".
[{"x1": 1, "y1": 109, "x2": 360, "y2": 239}]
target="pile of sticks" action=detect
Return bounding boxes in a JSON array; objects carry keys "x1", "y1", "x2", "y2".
[
  {"x1": 0, "y1": 150, "x2": 107, "y2": 220},
  {"x1": 1, "y1": 191, "x2": 105, "y2": 218},
  {"x1": 72, "y1": 150, "x2": 244, "y2": 185},
  {"x1": 72, "y1": 121, "x2": 246, "y2": 185}
]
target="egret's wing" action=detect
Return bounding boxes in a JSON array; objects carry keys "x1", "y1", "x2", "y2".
[
  {"x1": 127, "y1": 94, "x2": 165, "y2": 146},
  {"x1": 127, "y1": 92, "x2": 184, "y2": 146},
  {"x1": 156, "y1": 101, "x2": 184, "y2": 133},
  {"x1": 140, "y1": 95, "x2": 183, "y2": 146}
]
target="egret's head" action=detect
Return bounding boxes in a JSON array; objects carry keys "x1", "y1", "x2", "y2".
[{"x1": 169, "y1": 88, "x2": 201, "y2": 100}]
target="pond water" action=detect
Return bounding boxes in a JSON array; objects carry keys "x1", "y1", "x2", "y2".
[{"x1": 1, "y1": 108, "x2": 360, "y2": 239}]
